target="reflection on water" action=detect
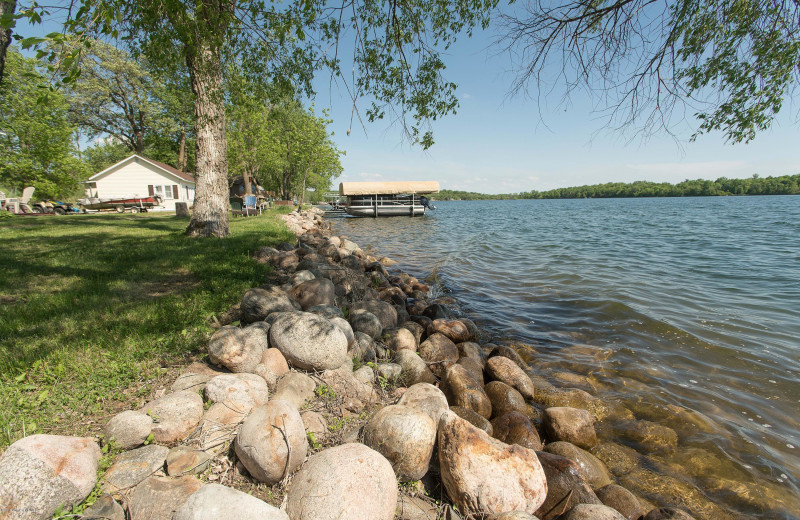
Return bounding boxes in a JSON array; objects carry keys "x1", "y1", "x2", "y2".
[{"x1": 331, "y1": 196, "x2": 800, "y2": 519}]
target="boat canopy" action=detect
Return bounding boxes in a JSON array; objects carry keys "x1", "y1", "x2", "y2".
[{"x1": 339, "y1": 181, "x2": 440, "y2": 196}]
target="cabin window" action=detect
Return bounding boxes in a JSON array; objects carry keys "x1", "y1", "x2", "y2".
[{"x1": 154, "y1": 185, "x2": 173, "y2": 199}]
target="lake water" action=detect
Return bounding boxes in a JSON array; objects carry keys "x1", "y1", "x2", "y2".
[{"x1": 330, "y1": 196, "x2": 800, "y2": 519}]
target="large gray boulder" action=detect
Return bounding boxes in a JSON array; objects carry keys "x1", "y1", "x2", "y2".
[
  {"x1": 128, "y1": 475, "x2": 203, "y2": 520},
  {"x1": 103, "y1": 444, "x2": 169, "y2": 492},
  {"x1": 285, "y1": 443, "x2": 397, "y2": 520},
  {"x1": 272, "y1": 372, "x2": 317, "y2": 409},
  {"x1": 397, "y1": 383, "x2": 450, "y2": 424},
  {"x1": 140, "y1": 390, "x2": 204, "y2": 443},
  {"x1": 543, "y1": 407, "x2": 597, "y2": 450},
  {"x1": 363, "y1": 405, "x2": 437, "y2": 481},
  {"x1": 418, "y1": 333, "x2": 459, "y2": 378},
  {"x1": 485, "y1": 356, "x2": 535, "y2": 400},
  {"x1": 207, "y1": 324, "x2": 269, "y2": 373},
  {"x1": 438, "y1": 411, "x2": 547, "y2": 516},
  {"x1": 269, "y1": 311, "x2": 349, "y2": 371},
  {"x1": 289, "y1": 278, "x2": 336, "y2": 310},
  {"x1": 395, "y1": 349, "x2": 437, "y2": 386},
  {"x1": 350, "y1": 299, "x2": 398, "y2": 329},
  {"x1": 235, "y1": 400, "x2": 308, "y2": 484},
  {"x1": 349, "y1": 309, "x2": 383, "y2": 339},
  {"x1": 104, "y1": 410, "x2": 153, "y2": 450},
  {"x1": 174, "y1": 483, "x2": 289, "y2": 520},
  {"x1": 204, "y1": 373, "x2": 269, "y2": 409},
  {"x1": 240, "y1": 287, "x2": 298, "y2": 323},
  {"x1": 0, "y1": 434, "x2": 100, "y2": 520}
]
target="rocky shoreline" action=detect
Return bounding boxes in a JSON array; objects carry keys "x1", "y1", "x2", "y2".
[{"x1": 0, "y1": 207, "x2": 721, "y2": 519}]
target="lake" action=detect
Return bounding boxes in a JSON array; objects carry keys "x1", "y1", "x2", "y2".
[{"x1": 330, "y1": 195, "x2": 800, "y2": 519}]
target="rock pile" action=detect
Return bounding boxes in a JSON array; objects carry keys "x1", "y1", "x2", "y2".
[{"x1": 0, "y1": 207, "x2": 701, "y2": 520}]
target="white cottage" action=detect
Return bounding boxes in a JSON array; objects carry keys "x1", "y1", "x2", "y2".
[{"x1": 85, "y1": 155, "x2": 195, "y2": 212}]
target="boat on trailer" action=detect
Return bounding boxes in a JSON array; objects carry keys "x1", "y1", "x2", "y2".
[
  {"x1": 78, "y1": 195, "x2": 163, "y2": 213},
  {"x1": 339, "y1": 181, "x2": 439, "y2": 217}
]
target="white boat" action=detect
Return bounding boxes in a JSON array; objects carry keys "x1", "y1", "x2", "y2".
[{"x1": 339, "y1": 181, "x2": 439, "y2": 217}]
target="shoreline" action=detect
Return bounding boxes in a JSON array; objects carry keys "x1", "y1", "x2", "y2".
[{"x1": 0, "y1": 207, "x2": 794, "y2": 520}]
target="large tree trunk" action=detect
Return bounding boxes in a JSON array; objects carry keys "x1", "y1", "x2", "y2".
[
  {"x1": 185, "y1": 42, "x2": 229, "y2": 237},
  {"x1": 178, "y1": 127, "x2": 187, "y2": 172},
  {"x1": 0, "y1": 0, "x2": 15, "y2": 84}
]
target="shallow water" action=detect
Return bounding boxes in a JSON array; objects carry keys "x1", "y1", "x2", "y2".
[{"x1": 331, "y1": 196, "x2": 800, "y2": 519}]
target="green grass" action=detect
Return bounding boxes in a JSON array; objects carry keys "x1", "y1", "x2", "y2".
[{"x1": 0, "y1": 211, "x2": 295, "y2": 447}]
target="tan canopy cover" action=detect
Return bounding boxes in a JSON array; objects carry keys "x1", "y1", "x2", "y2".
[{"x1": 339, "y1": 181, "x2": 440, "y2": 196}]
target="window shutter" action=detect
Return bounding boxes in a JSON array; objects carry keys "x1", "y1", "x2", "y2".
[
  {"x1": 148, "y1": 185, "x2": 154, "y2": 196},
  {"x1": 173, "y1": 185, "x2": 179, "y2": 199}
]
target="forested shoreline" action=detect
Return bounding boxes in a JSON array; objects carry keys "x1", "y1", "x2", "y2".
[{"x1": 436, "y1": 174, "x2": 800, "y2": 200}]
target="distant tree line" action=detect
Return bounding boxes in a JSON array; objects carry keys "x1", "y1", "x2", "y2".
[{"x1": 435, "y1": 174, "x2": 800, "y2": 200}]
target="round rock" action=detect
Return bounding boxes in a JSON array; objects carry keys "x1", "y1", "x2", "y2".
[
  {"x1": 450, "y1": 406, "x2": 493, "y2": 436},
  {"x1": 349, "y1": 309, "x2": 383, "y2": 339},
  {"x1": 269, "y1": 311, "x2": 348, "y2": 371},
  {"x1": 235, "y1": 400, "x2": 308, "y2": 484},
  {"x1": 428, "y1": 319, "x2": 471, "y2": 343},
  {"x1": 485, "y1": 380, "x2": 528, "y2": 419},
  {"x1": 490, "y1": 412, "x2": 542, "y2": 451},
  {"x1": 289, "y1": 278, "x2": 335, "y2": 310},
  {"x1": 596, "y1": 484, "x2": 644, "y2": 520},
  {"x1": 543, "y1": 407, "x2": 597, "y2": 450},
  {"x1": 103, "y1": 444, "x2": 169, "y2": 492},
  {"x1": 350, "y1": 299, "x2": 398, "y2": 329},
  {"x1": 104, "y1": 410, "x2": 153, "y2": 450},
  {"x1": 562, "y1": 504, "x2": 627, "y2": 520},
  {"x1": 394, "y1": 349, "x2": 437, "y2": 386},
  {"x1": 285, "y1": 443, "x2": 398, "y2": 520},
  {"x1": 207, "y1": 324, "x2": 268, "y2": 374},
  {"x1": 438, "y1": 412, "x2": 547, "y2": 516},
  {"x1": 174, "y1": 483, "x2": 289, "y2": 520},
  {"x1": 443, "y1": 364, "x2": 492, "y2": 419},
  {"x1": 383, "y1": 327, "x2": 418, "y2": 352},
  {"x1": 397, "y1": 382, "x2": 450, "y2": 424},
  {"x1": 485, "y1": 356, "x2": 535, "y2": 400},
  {"x1": 363, "y1": 405, "x2": 437, "y2": 481},
  {"x1": 418, "y1": 333, "x2": 459, "y2": 378},
  {"x1": 544, "y1": 441, "x2": 613, "y2": 489},
  {"x1": 141, "y1": 390, "x2": 204, "y2": 443},
  {"x1": 241, "y1": 287, "x2": 298, "y2": 323},
  {"x1": 204, "y1": 374, "x2": 269, "y2": 409}
]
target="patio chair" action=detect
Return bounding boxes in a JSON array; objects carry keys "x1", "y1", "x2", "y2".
[{"x1": 243, "y1": 195, "x2": 261, "y2": 216}]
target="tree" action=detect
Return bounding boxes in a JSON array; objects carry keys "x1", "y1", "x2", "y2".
[
  {"x1": 66, "y1": 39, "x2": 175, "y2": 155},
  {"x1": 0, "y1": 0, "x2": 14, "y2": 83},
  {"x1": 0, "y1": 48, "x2": 86, "y2": 197},
  {"x1": 499, "y1": 0, "x2": 800, "y2": 143},
  {"x1": 22, "y1": 0, "x2": 500, "y2": 237}
]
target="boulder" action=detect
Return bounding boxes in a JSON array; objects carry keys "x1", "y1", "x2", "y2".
[
  {"x1": 235, "y1": 400, "x2": 308, "y2": 484},
  {"x1": 396, "y1": 495, "x2": 440, "y2": 520},
  {"x1": 307, "y1": 304, "x2": 344, "y2": 319},
  {"x1": 0, "y1": 434, "x2": 100, "y2": 520},
  {"x1": 240, "y1": 287, "x2": 298, "y2": 323},
  {"x1": 255, "y1": 348, "x2": 290, "y2": 390},
  {"x1": 285, "y1": 443, "x2": 398, "y2": 520},
  {"x1": 269, "y1": 311, "x2": 348, "y2": 371},
  {"x1": 402, "y1": 321, "x2": 426, "y2": 344},
  {"x1": 561, "y1": 504, "x2": 627, "y2": 520},
  {"x1": 418, "y1": 333, "x2": 459, "y2": 378},
  {"x1": 103, "y1": 444, "x2": 169, "y2": 492},
  {"x1": 428, "y1": 319, "x2": 471, "y2": 343},
  {"x1": 376, "y1": 362, "x2": 403, "y2": 382},
  {"x1": 350, "y1": 299, "x2": 398, "y2": 329},
  {"x1": 457, "y1": 357, "x2": 485, "y2": 386},
  {"x1": 128, "y1": 475, "x2": 203, "y2": 520},
  {"x1": 534, "y1": 451, "x2": 601, "y2": 518},
  {"x1": 395, "y1": 349, "x2": 438, "y2": 386},
  {"x1": 488, "y1": 345, "x2": 527, "y2": 370},
  {"x1": 363, "y1": 405, "x2": 437, "y2": 481},
  {"x1": 485, "y1": 381, "x2": 528, "y2": 419},
  {"x1": 543, "y1": 442, "x2": 613, "y2": 489},
  {"x1": 354, "y1": 364, "x2": 375, "y2": 384},
  {"x1": 171, "y1": 372, "x2": 214, "y2": 393},
  {"x1": 290, "y1": 270, "x2": 316, "y2": 285},
  {"x1": 141, "y1": 390, "x2": 204, "y2": 443},
  {"x1": 82, "y1": 494, "x2": 125, "y2": 520},
  {"x1": 383, "y1": 327, "x2": 418, "y2": 352},
  {"x1": 591, "y1": 442, "x2": 642, "y2": 477},
  {"x1": 423, "y1": 303, "x2": 451, "y2": 320},
  {"x1": 643, "y1": 508, "x2": 696, "y2": 520},
  {"x1": 289, "y1": 278, "x2": 336, "y2": 309},
  {"x1": 174, "y1": 483, "x2": 289, "y2": 520},
  {"x1": 204, "y1": 373, "x2": 269, "y2": 409},
  {"x1": 349, "y1": 309, "x2": 383, "y2": 339},
  {"x1": 397, "y1": 383, "x2": 450, "y2": 424},
  {"x1": 611, "y1": 419, "x2": 678, "y2": 453},
  {"x1": 457, "y1": 341, "x2": 485, "y2": 364},
  {"x1": 272, "y1": 372, "x2": 317, "y2": 409},
  {"x1": 438, "y1": 411, "x2": 547, "y2": 516},
  {"x1": 485, "y1": 356, "x2": 535, "y2": 400},
  {"x1": 450, "y1": 406, "x2": 493, "y2": 436},
  {"x1": 207, "y1": 324, "x2": 268, "y2": 373},
  {"x1": 595, "y1": 484, "x2": 644, "y2": 520},
  {"x1": 459, "y1": 318, "x2": 480, "y2": 342},
  {"x1": 166, "y1": 446, "x2": 212, "y2": 476},
  {"x1": 330, "y1": 316, "x2": 356, "y2": 347},
  {"x1": 486, "y1": 514, "x2": 540, "y2": 520},
  {"x1": 301, "y1": 410, "x2": 329, "y2": 440},
  {"x1": 543, "y1": 407, "x2": 597, "y2": 450},
  {"x1": 443, "y1": 364, "x2": 492, "y2": 419},
  {"x1": 104, "y1": 410, "x2": 153, "y2": 450},
  {"x1": 490, "y1": 412, "x2": 542, "y2": 450}
]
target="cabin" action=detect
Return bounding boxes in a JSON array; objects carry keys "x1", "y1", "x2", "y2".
[
  {"x1": 85, "y1": 155, "x2": 195, "y2": 212},
  {"x1": 339, "y1": 181, "x2": 439, "y2": 217}
]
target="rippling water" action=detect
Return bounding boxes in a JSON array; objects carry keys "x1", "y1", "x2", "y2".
[{"x1": 330, "y1": 196, "x2": 800, "y2": 519}]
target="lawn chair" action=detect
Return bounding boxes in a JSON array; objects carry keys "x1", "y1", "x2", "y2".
[{"x1": 243, "y1": 195, "x2": 261, "y2": 216}]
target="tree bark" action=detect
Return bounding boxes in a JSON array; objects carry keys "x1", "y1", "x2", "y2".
[
  {"x1": 178, "y1": 127, "x2": 187, "y2": 172},
  {"x1": 0, "y1": 0, "x2": 16, "y2": 84},
  {"x1": 185, "y1": 42, "x2": 230, "y2": 237}
]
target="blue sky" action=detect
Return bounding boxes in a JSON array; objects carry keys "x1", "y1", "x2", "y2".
[
  {"x1": 316, "y1": 28, "x2": 800, "y2": 194},
  {"x1": 15, "y1": 9, "x2": 799, "y2": 194}
]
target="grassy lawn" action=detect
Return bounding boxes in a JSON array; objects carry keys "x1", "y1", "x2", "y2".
[{"x1": 0, "y1": 210, "x2": 295, "y2": 448}]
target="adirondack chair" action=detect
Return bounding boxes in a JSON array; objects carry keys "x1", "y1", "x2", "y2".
[{"x1": 2, "y1": 187, "x2": 35, "y2": 213}]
